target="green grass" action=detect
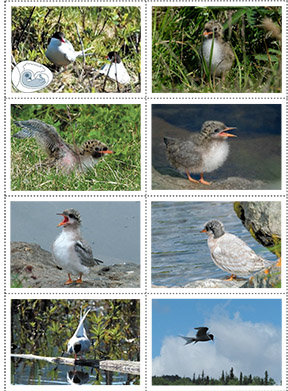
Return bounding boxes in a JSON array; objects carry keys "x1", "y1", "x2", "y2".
[
  {"x1": 11, "y1": 104, "x2": 141, "y2": 191},
  {"x1": 12, "y1": 6, "x2": 141, "y2": 93},
  {"x1": 11, "y1": 274, "x2": 25, "y2": 288},
  {"x1": 152, "y1": 6, "x2": 281, "y2": 93}
]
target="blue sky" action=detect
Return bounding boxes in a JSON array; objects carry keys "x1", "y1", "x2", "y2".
[{"x1": 152, "y1": 299, "x2": 282, "y2": 383}]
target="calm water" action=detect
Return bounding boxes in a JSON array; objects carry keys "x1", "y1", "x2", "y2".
[
  {"x1": 151, "y1": 202, "x2": 277, "y2": 287},
  {"x1": 12, "y1": 360, "x2": 136, "y2": 385}
]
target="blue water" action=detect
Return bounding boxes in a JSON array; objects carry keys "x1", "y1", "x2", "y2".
[{"x1": 151, "y1": 202, "x2": 277, "y2": 287}]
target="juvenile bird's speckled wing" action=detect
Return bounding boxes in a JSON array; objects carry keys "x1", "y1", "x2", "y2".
[
  {"x1": 164, "y1": 137, "x2": 203, "y2": 171},
  {"x1": 210, "y1": 233, "x2": 270, "y2": 276},
  {"x1": 223, "y1": 42, "x2": 235, "y2": 61},
  {"x1": 221, "y1": 42, "x2": 235, "y2": 69},
  {"x1": 74, "y1": 240, "x2": 97, "y2": 267},
  {"x1": 13, "y1": 119, "x2": 70, "y2": 157}
]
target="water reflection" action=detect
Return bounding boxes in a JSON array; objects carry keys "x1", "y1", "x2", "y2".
[{"x1": 67, "y1": 370, "x2": 90, "y2": 385}]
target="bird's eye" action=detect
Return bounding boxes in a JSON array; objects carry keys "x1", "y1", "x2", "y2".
[
  {"x1": 213, "y1": 27, "x2": 218, "y2": 32},
  {"x1": 95, "y1": 147, "x2": 99, "y2": 151},
  {"x1": 214, "y1": 128, "x2": 220, "y2": 133},
  {"x1": 103, "y1": 147, "x2": 108, "y2": 151},
  {"x1": 68, "y1": 214, "x2": 75, "y2": 218}
]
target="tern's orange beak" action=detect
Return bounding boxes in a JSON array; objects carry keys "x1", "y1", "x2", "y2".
[
  {"x1": 200, "y1": 228, "x2": 207, "y2": 233},
  {"x1": 99, "y1": 150, "x2": 114, "y2": 154},
  {"x1": 56, "y1": 213, "x2": 68, "y2": 227},
  {"x1": 218, "y1": 127, "x2": 237, "y2": 137},
  {"x1": 203, "y1": 31, "x2": 213, "y2": 37}
]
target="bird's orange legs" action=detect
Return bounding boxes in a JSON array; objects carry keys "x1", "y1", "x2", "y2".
[
  {"x1": 186, "y1": 170, "x2": 199, "y2": 183},
  {"x1": 186, "y1": 171, "x2": 211, "y2": 186},
  {"x1": 64, "y1": 273, "x2": 74, "y2": 285},
  {"x1": 199, "y1": 173, "x2": 211, "y2": 186},
  {"x1": 225, "y1": 274, "x2": 237, "y2": 281},
  {"x1": 64, "y1": 273, "x2": 83, "y2": 285},
  {"x1": 76, "y1": 273, "x2": 83, "y2": 284}
]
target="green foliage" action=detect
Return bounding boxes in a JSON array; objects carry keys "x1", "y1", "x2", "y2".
[
  {"x1": 10, "y1": 274, "x2": 25, "y2": 288},
  {"x1": 11, "y1": 299, "x2": 140, "y2": 385},
  {"x1": 12, "y1": 6, "x2": 141, "y2": 93},
  {"x1": 152, "y1": 6, "x2": 282, "y2": 93},
  {"x1": 11, "y1": 104, "x2": 141, "y2": 191},
  {"x1": 152, "y1": 368, "x2": 276, "y2": 385}
]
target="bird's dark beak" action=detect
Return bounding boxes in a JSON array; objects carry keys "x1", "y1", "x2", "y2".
[{"x1": 219, "y1": 127, "x2": 237, "y2": 138}]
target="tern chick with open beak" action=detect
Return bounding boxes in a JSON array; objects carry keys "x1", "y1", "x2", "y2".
[{"x1": 52, "y1": 209, "x2": 103, "y2": 285}]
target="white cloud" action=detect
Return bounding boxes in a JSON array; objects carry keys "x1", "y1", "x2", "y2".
[{"x1": 153, "y1": 312, "x2": 281, "y2": 384}]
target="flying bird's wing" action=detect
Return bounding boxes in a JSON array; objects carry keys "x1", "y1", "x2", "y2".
[
  {"x1": 13, "y1": 119, "x2": 69, "y2": 157},
  {"x1": 195, "y1": 327, "x2": 209, "y2": 337}
]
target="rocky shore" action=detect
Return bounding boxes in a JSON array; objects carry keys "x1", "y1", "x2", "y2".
[
  {"x1": 11, "y1": 242, "x2": 140, "y2": 288},
  {"x1": 152, "y1": 167, "x2": 266, "y2": 190}
]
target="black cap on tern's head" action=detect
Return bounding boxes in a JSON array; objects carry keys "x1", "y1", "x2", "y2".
[
  {"x1": 56, "y1": 208, "x2": 82, "y2": 227},
  {"x1": 51, "y1": 31, "x2": 66, "y2": 42},
  {"x1": 208, "y1": 333, "x2": 214, "y2": 341},
  {"x1": 107, "y1": 51, "x2": 121, "y2": 63},
  {"x1": 203, "y1": 20, "x2": 223, "y2": 39},
  {"x1": 201, "y1": 219, "x2": 225, "y2": 239}
]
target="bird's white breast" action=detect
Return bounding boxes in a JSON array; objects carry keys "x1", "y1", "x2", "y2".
[
  {"x1": 201, "y1": 141, "x2": 229, "y2": 173},
  {"x1": 99, "y1": 62, "x2": 131, "y2": 85},
  {"x1": 45, "y1": 38, "x2": 76, "y2": 66},
  {"x1": 52, "y1": 230, "x2": 88, "y2": 275},
  {"x1": 202, "y1": 40, "x2": 223, "y2": 72}
]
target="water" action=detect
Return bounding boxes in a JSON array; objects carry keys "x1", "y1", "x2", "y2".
[
  {"x1": 151, "y1": 202, "x2": 277, "y2": 287},
  {"x1": 10, "y1": 201, "x2": 140, "y2": 265},
  {"x1": 11, "y1": 360, "x2": 137, "y2": 385}
]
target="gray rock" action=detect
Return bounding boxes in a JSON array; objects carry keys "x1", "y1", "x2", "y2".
[
  {"x1": 183, "y1": 279, "x2": 244, "y2": 288},
  {"x1": 152, "y1": 262, "x2": 280, "y2": 289},
  {"x1": 234, "y1": 201, "x2": 281, "y2": 255},
  {"x1": 152, "y1": 167, "x2": 265, "y2": 190},
  {"x1": 241, "y1": 261, "x2": 281, "y2": 288},
  {"x1": 11, "y1": 242, "x2": 140, "y2": 288}
]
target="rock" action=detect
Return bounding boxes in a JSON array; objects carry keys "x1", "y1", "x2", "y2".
[
  {"x1": 11, "y1": 242, "x2": 140, "y2": 288},
  {"x1": 152, "y1": 167, "x2": 265, "y2": 190},
  {"x1": 183, "y1": 279, "x2": 244, "y2": 288},
  {"x1": 151, "y1": 262, "x2": 281, "y2": 289},
  {"x1": 152, "y1": 279, "x2": 245, "y2": 288},
  {"x1": 241, "y1": 261, "x2": 281, "y2": 288},
  {"x1": 234, "y1": 201, "x2": 281, "y2": 256}
]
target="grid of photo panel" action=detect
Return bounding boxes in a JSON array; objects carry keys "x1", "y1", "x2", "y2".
[{"x1": 3, "y1": 1, "x2": 287, "y2": 391}]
